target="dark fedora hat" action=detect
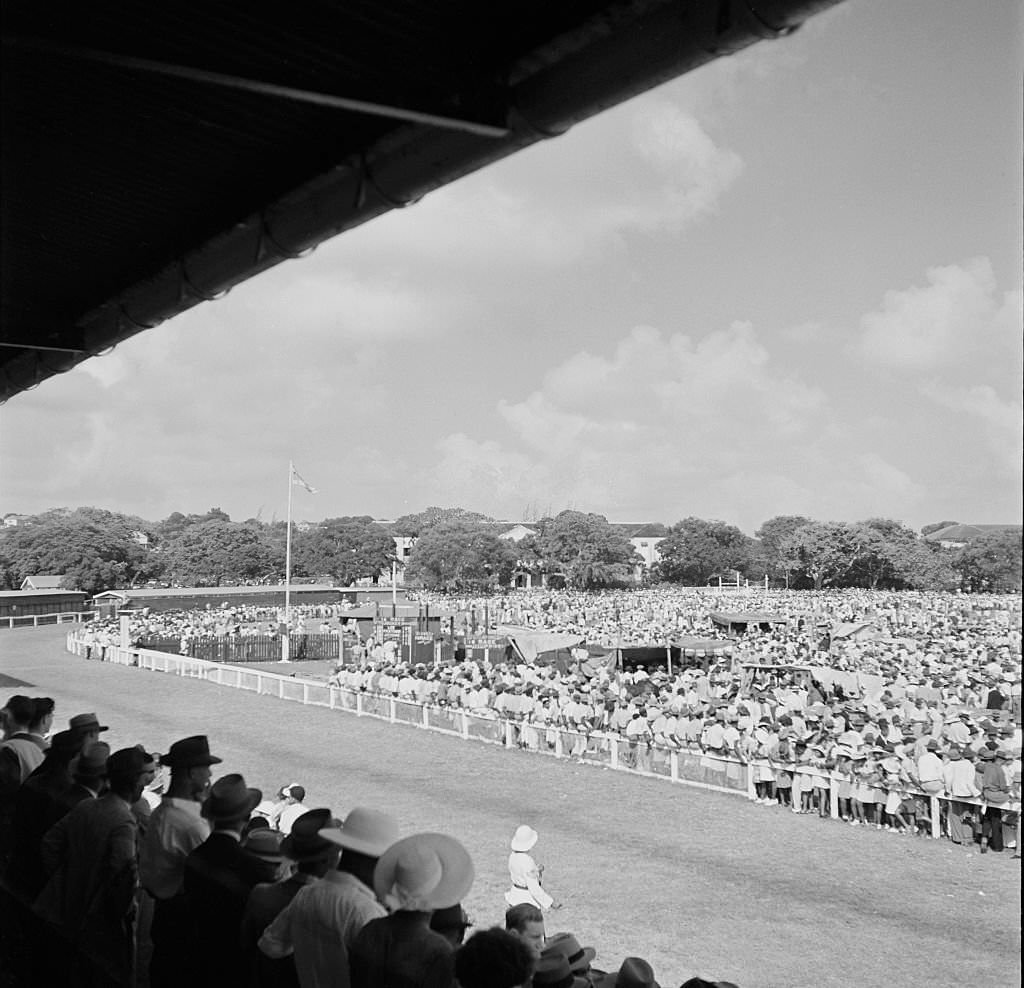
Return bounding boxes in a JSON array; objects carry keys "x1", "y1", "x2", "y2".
[
  {"x1": 201, "y1": 773, "x2": 262, "y2": 822},
  {"x1": 281, "y1": 808, "x2": 338, "y2": 862},
  {"x1": 69, "y1": 712, "x2": 109, "y2": 735},
  {"x1": 162, "y1": 735, "x2": 222, "y2": 769}
]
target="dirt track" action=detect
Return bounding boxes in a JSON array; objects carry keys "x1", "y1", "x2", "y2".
[{"x1": 2, "y1": 626, "x2": 1020, "y2": 988}]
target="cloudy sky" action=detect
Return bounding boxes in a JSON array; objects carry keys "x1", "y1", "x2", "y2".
[{"x1": 2, "y1": 0, "x2": 1021, "y2": 535}]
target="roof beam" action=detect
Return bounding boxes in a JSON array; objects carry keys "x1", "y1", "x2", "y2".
[{"x1": 3, "y1": 35, "x2": 510, "y2": 139}]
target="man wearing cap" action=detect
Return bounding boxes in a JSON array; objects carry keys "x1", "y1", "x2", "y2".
[
  {"x1": 242, "y1": 808, "x2": 338, "y2": 988},
  {"x1": 259, "y1": 805, "x2": 399, "y2": 988},
  {"x1": 141, "y1": 735, "x2": 221, "y2": 988},
  {"x1": 277, "y1": 784, "x2": 308, "y2": 836},
  {"x1": 184, "y1": 772, "x2": 271, "y2": 988},
  {"x1": 349, "y1": 832, "x2": 475, "y2": 988},
  {"x1": 35, "y1": 746, "x2": 150, "y2": 986}
]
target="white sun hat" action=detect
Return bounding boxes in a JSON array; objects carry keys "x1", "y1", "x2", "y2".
[{"x1": 510, "y1": 824, "x2": 539, "y2": 852}]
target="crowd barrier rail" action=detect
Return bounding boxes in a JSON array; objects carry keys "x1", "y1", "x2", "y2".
[
  {"x1": 65, "y1": 634, "x2": 1019, "y2": 834},
  {"x1": 3, "y1": 611, "x2": 92, "y2": 630}
]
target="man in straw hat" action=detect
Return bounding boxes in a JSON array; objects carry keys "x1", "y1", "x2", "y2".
[
  {"x1": 505, "y1": 824, "x2": 558, "y2": 911},
  {"x1": 184, "y1": 772, "x2": 268, "y2": 988},
  {"x1": 349, "y1": 831, "x2": 474, "y2": 987},
  {"x1": 140, "y1": 734, "x2": 221, "y2": 988},
  {"x1": 242, "y1": 807, "x2": 339, "y2": 988},
  {"x1": 259, "y1": 805, "x2": 399, "y2": 988}
]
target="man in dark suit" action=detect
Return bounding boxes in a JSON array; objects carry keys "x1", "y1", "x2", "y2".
[
  {"x1": 184, "y1": 773, "x2": 275, "y2": 988},
  {"x1": 35, "y1": 746, "x2": 149, "y2": 987}
]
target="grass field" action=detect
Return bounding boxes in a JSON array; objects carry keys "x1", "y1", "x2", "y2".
[{"x1": 1, "y1": 626, "x2": 1020, "y2": 988}]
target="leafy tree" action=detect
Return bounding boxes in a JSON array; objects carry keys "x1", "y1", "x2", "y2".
[
  {"x1": 405, "y1": 523, "x2": 518, "y2": 592},
  {"x1": 392, "y1": 506, "x2": 495, "y2": 537},
  {"x1": 952, "y1": 530, "x2": 1023, "y2": 592},
  {"x1": 0, "y1": 509, "x2": 154, "y2": 594},
  {"x1": 780, "y1": 521, "x2": 874, "y2": 591},
  {"x1": 654, "y1": 517, "x2": 752, "y2": 585},
  {"x1": 293, "y1": 517, "x2": 395, "y2": 584},
  {"x1": 921, "y1": 520, "x2": 960, "y2": 536},
  {"x1": 755, "y1": 515, "x2": 813, "y2": 582},
  {"x1": 529, "y1": 511, "x2": 638, "y2": 589},
  {"x1": 162, "y1": 520, "x2": 280, "y2": 586}
]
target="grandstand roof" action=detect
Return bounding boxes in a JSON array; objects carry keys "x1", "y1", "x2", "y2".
[
  {"x1": 0, "y1": 1, "x2": 842, "y2": 403},
  {"x1": 19, "y1": 575, "x2": 66, "y2": 590},
  {"x1": 925, "y1": 524, "x2": 1022, "y2": 544}
]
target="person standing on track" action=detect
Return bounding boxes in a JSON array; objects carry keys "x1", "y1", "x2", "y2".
[{"x1": 505, "y1": 825, "x2": 559, "y2": 912}]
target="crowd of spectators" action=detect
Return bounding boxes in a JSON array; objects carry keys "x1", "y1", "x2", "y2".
[{"x1": 0, "y1": 697, "x2": 736, "y2": 987}]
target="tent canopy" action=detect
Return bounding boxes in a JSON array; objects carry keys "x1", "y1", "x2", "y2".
[
  {"x1": 499, "y1": 625, "x2": 585, "y2": 664},
  {"x1": 709, "y1": 611, "x2": 786, "y2": 630}
]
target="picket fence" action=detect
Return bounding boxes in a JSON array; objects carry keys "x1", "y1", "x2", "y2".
[{"x1": 65, "y1": 633, "x2": 1017, "y2": 834}]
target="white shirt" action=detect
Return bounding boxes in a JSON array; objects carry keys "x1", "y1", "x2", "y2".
[
  {"x1": 259, "y1": 870, "x2": 385, "y2": 988},
  {"x1": 139, "y1": 796, "x2": 210, "y2": 898},
  {"x1": 278, "y1": 801, "x2": 307, "y2": 836}
]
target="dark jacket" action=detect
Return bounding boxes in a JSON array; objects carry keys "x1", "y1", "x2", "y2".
[{"x1": 184, "y1": 831, "x2": 278, "y2": 988}]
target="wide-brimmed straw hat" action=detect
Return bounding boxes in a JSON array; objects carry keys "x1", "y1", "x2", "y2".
[
  {"x1": 202, "y1": 774, "x2": 262, "y2": 822},
  {"x1": 373, "y1": 832, "x2": 474, "y2": 911},
  {"x1": 510, "y1": 824, "x2": 539, "y2": 852},
  {"x1": 320, "y1": 806, "x2": 400, "y2": 858}
]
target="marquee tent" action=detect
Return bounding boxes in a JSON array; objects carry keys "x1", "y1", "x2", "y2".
[{"x1": 709, "y1": 612, "x2": 787, "y2": 633}]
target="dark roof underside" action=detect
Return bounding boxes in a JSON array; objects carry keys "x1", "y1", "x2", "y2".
[{"x1": 0, "y1": 1, "x2": 842, "y2": 402}]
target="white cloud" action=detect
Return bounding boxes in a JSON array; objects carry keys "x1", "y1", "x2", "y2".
[
  {"x1": 345, "y1": 96, "x2": 743, "y2": 269},
  {"x1": 855, "y1": 257, "x2": 1018, "y2": 372}
]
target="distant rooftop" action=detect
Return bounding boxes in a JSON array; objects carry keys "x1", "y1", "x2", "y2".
[{"x1": 925, "y1": 523, "x2": 1022, "y2": 544}]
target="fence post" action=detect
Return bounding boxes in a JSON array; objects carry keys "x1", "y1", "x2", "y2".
[
  {"x1": 610, "y1": 738, "x2": 619, "y2": 769},
  {"x1": 356, "y1": 693, "x2": 364, "y2": 717},
  {"x1": 554, "y1": 730, "x2": 563, "y2": 758},
  {"x1": 670, "y1": 750, "x2": 679, "y2": 782},
  {"x1": 278, "y1": 679, "x2": 285, "y2": 699},
  {"x1": 746, "y1": 761, "x2": 756, "y2": 801},
  {"x1": 33, "y1": 616, "x2": 38, "y2": 627},
  {"x1": 302, "y1": 683, "x2": 309, "y2": 705},
  {"x1": 329, "y1": 688, "x2": 336, "y2": 710},
  {"x1": 931, "y1": 796, "x2": 941, "y2": 839},
  {"x1": 389, "y1": 698, "x2": 397, "y2": 724},
  {"x1": 256, "y1": 674, "x2": 263, "y2": 694},
  {"x1": 422, "y1": 705, "x2": 430, "y2": 729},
  {"x1": 830, "y1": 778, "x2": 840, "y2": 819},
  {"x1": 460, "y1": 711, "x2": 469, "y2": 740},
  {"x1": 504, "y1": 720, "x2": 515, "y2": 749}
]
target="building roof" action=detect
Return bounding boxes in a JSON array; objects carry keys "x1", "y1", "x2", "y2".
[
  {"x1": 925, "y1": 524, "x2": 1022, "y2": 544},
  {"x1": 0, "y1": 1, "x2": 841, "y2": 403},
  {"x1": 614, "y1": 523, "x2": 669, "y2": 539},
  {"x1": 19, "y1": 575, "x2": 66, "y2": 590},
  {"x1": 0, "y1": 588, "x2": 87, "y2": 599}
]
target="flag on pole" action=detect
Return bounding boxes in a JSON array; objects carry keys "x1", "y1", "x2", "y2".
[{"x1": 290, "y1": 465, "x2": 318, "y2": 494}]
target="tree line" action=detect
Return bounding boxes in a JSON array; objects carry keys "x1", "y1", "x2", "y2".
[{"x1": 0, "y1": 506, "x2": 1018, "y2": 596}]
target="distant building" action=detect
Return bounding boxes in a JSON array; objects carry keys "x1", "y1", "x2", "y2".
[
  {"x1": 130, "y1": 530, "x2": 150, "y2": 546},
  {"x1": 20, "y1": 574, "x2": 67, "y2": 591},
  {"x1": 613, "y1": 523, "x2": 668, "y2": 575},
  {"x1": 924, "y1": 523, "x2": 1022, "y2": 549},
  {"x1": 498, "y1": 524, "x2": 537, "y2": 542},
  {"x1": 3, "y1": 513, "x2": 27, "y2": 528}
]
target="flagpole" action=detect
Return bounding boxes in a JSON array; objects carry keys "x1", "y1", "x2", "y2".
[{"x1": 283, "y1": 461, "x2": 293, "y2": 663}]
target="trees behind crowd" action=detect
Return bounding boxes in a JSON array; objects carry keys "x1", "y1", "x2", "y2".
[
  {"x1": 0, "y1": 508, "x2": 396, "y2": 594},
  {"x1": 0, "y1": 504, "x2": 1019, "y2": 595}
]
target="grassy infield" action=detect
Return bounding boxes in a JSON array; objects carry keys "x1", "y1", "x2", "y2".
[{"x1": 0, "y1": 626, "x2": 1020, "y2": 988}]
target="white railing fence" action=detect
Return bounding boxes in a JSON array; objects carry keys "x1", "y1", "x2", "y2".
[
  {"x1": 65, "y1": 634, "x2": 1019, "y2": 832},
  {"x1": 2, "y1": 611, "x2": 92, "y2": 630}
]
